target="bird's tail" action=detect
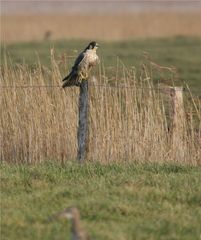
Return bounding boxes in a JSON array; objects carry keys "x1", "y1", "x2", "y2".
[{"x1": 62, "y1": 72, "x2": 81, "y2": 88}]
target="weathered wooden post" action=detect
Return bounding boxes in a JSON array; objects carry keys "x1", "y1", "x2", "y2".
[
  {"x1": 170, "y1": 87, "x2": 184, "y2": 136},
  {"x1": 170, "y1": 86, "x2": 185, "y2": 158},
  {"x1": 77, "y1": 80, "x2": 88, "y2": 162}
]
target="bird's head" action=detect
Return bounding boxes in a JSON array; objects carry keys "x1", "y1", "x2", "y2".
[{"x1": 85, "y1": 41, "x2": 99, "y2": 51}]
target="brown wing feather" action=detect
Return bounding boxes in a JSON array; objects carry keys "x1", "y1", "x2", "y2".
[{"x1": 62, "y1": 51, "x2": 86, "y2": 88}]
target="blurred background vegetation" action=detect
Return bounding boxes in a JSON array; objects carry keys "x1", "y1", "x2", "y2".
[{"x1": 1, "y1": 37, "x2": 201, "y2": 95}]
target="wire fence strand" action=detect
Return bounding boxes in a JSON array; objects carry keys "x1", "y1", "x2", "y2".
[{"x1": 0, "y1": 84, "x2": 190, "y2": 92}]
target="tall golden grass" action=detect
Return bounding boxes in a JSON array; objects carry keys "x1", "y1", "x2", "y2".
[
  {"x1": 2, "y1": 12, "x2": 201, "y2": 43},
  {"x1": 0, "y1": 51, "x2": 200, "y2": 165}
]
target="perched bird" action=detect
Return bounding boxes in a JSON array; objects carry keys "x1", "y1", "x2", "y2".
[
  {"x1": 62, "y1": 41, "x2": 99, "y2": 88},
  {"x1": 48, "y1": 207, "x2": 90, "y2": 240}
]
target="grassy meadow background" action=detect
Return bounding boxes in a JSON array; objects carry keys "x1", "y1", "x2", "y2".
[
  {"x1": 1, "y1": 8, "x2": 201, "y2": 240},
  {"x1": 1, "y1": 37, "x2": 201, "y2": 94}
]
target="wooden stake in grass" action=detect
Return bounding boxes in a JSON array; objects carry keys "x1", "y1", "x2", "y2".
[
  {"x1": 171, "y1": 87, "x2": 184, "y2": 133},
  {"x1": 170, "y1": 86, "x2": 185, "y2": 158},
  {"x1": 77, "y1": 80, "x2": 88, "y2": 162}
]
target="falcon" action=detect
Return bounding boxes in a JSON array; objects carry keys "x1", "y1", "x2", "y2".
[{"x1": 62, "y1": 41, "x2": 99, "y2": 88}]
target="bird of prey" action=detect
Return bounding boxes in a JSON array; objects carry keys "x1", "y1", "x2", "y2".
[{"x1": 62, "y1": 41, "x2": 99, "y2": 88}]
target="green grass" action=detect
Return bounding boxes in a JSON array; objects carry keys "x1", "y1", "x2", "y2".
[
  {"x1": 1, "y1": 162, "x2": 201, "y2": 240},
  {"x1": 1, "y1": 36, "x2": 201, "y2": 95}
]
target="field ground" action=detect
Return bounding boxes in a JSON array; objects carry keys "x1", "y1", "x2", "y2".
[
  {"x1": 1, "y1": 37, "x2": 201, "y2": 95},
  {"x1": 1, "y1": 13, "x2": 201, "y2": 43},
  {"x1": 1, "y1": 162, "x2": 201, "y2": 240}
]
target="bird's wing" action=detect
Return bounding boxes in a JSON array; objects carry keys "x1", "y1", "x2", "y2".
[
  {"x1": 72, "y1": 51, "x2": 86, "y2": 70},
  {"x1": 62, "y1": 51, "x2": 85, "y2": 81}
]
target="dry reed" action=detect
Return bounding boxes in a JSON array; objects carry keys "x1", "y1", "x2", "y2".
[{"x1": 0, "y1": 51, "x2": 200, "y2": 165}]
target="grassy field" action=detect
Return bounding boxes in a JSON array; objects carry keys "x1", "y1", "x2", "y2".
[
  {"x1": 1, "y1": 37, "x2": 201, "y2": 94},
  {"x1": 1, "y1": 162, "x2": 201, "y2": 240}
]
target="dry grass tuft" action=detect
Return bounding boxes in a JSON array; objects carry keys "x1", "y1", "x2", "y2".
[{"x1": 0, "y1": 52, "x2": 200, "y2": 164}]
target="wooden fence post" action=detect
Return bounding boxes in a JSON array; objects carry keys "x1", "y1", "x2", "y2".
[
  {"x1": 77, "y1": 80, "x2": 88, "y2": 162},
  {"x1": 170, "y1": 86, "x2": 185, "y2": 154}
]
